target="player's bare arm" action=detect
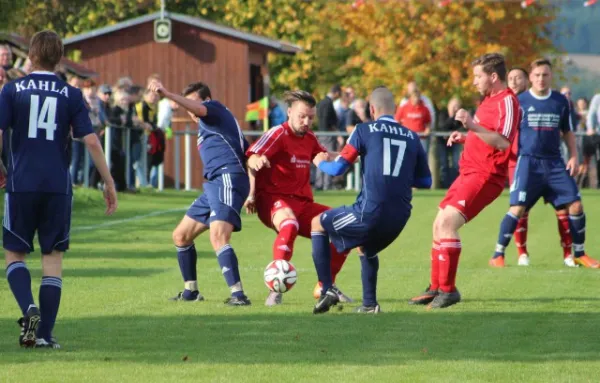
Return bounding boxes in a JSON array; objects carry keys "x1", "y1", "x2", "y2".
[
  {"x1": 247, "y1": 153, "x2": 270, "y2": 172},
  {"x1": 244, "y1": 167, "x2": 257, "y2": 214},
  {"x1": 82, "y1": 133, "x2": 118, "y2": 215},
  {"x1": 148, "y1": 80, "x2": 208, "y2": 118},
  {"x1": 456, "y1": 108, "x2": 510, "y2": 150},
  {"x1": 563, "y1": 130, "x2": 579, "y2": 177},
  {"x1": 447, "y1": 131, "x2": 466, "y2": 146}
]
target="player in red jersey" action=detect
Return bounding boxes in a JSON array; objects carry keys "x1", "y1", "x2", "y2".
[
  {"x1": 491, "y1": 67, "x2": 575, "y2": 268},
  {"x1": 244, "y1": 90, "x2": 352, "y2": 306},
  {"x1": 408, "y1": 53, "x2": 521, "y2": 309}
]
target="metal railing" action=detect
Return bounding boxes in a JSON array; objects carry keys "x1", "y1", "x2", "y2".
[{"x1": 77, "y1": 124, "x2": 591, "y2": 192}]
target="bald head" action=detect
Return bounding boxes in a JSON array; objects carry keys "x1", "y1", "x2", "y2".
[{"x1": 369, "y1": 87, "x2": 396, "y2": 120}]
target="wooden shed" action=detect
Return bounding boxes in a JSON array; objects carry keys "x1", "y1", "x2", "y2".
[{"x1": 62, "y1": 12, "x2": 300, "y2": 189}]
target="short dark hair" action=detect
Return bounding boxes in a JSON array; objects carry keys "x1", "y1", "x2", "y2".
[
  {"x1": 509, "y1": 67, "x2": 528, "y2": 78},
  {"x1": 283, "y1": 90, "x2": 316, "y2": 108},
  {"x1": 530, "y1": 58, "x2": 552, "y2": 71},
  {"x1": 330, "y1": 84, "x2": 342, "y2": 95},
  {"x1": 29, "y1": 30, "x2": 64, "y2": 71},
  {"x1": 472, "y1": 53, "x2": 507, "y2": 82},
  {"x1": 182, "y1": 82, "x2": 212, "y2": 100}
]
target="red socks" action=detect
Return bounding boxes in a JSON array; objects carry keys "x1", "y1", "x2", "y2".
[
  {"x1": 438, "y1": 239, "x2": 461, "y2": 293},
  {"x1": 273, "y1": 219, "x2": 299, "y2": 261},
  {"x1": 430, "y1": 241, "x2": 440, "y2": 290},
  {"x1": 330, "y1": 244, "x2": 348, "y2": 282},
  {"x1": 514, "y1": 212, "x2": 529, "y2": 256},
  {"x1": 556, "y1": 213, "x2": 573, "y2": 258}
]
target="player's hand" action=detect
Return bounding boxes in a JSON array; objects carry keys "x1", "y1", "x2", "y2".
[
  {"x1": 447, "y1": 131, "x2": 465, "y2": 146},
  {"x1": 244, "y1": 196, "x2": 256, "y2": 214},
  {"x1": 566, "y1": 156, "x2": 579, "y2": 177},
  {"x1": 248, "y1": 155, "x2": 270, "y2": 172},
  {"x1": 313, "y1": 152, "x2": 329, "y2": 167},
  {"x1": 455, "y1": 109, "x2": 473, "y2": 129},
  {"x1": 148, "y1": 80, "x2": 167, "y2": 96},
  {"x1": 103, "y1": 182, "x2": 118, "y2": 216}
]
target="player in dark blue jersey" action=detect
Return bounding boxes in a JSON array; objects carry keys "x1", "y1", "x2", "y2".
[
  {"x1": 148, "y1": 80, "x2": 252, "y2": 305},
  {"x1": 0, "y1": 30, "x2": 117, "y2": 349},
  {"x1": 309, "y1": 87, "x2": 432, "y2": 314},
  {"x1": 491, "y1": 58, "x2": 599, "y2": 268}
]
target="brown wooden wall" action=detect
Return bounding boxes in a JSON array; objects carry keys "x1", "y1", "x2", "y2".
[{"x1": 66, "y1": 20, "x2": 269, "y2": 189}]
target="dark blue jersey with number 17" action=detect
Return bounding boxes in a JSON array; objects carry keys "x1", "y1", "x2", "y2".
[
  {"x1": 0, "y1": 71, "x2": 94, "y2": 195},
  {"x1": 339, "y1": 115, "x2": 431, "y2": 212}
]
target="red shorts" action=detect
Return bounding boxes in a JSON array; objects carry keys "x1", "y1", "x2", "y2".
[
  {"x1": 439, "y1": 173, "x2": 505, "y2": 222},
  {"x1": 256, "y1": 193, "x2": 330, "y2": 238}
]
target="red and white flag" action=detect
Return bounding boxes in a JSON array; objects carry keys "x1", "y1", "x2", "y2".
[{"x1": 521, "y1": 0, "x2": 536, "y2": 8}]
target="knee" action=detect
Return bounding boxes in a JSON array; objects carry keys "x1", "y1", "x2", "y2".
[
  {"x1": 509, "y1": 205, "x2": 525, "y2": 218},
  {"x1": 209, "y1": 227, "x2": 232, "y2": 251},
  {"x1": 311, "y1": 214, "x2": 324, "y2": 232},
  {"x1": 569, "y1": 200, "x2": 583, "y2": 215},
  {"x1": 172, "y1": 229, "x2": 192, "y2": 247}
]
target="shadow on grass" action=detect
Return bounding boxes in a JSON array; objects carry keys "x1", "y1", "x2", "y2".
[
  {"x1": 1, "y1": 311, "x2": 599, "y2": 365},
  {"x1": 63, "y1": 248, "x2": 214, "y2": 260}
]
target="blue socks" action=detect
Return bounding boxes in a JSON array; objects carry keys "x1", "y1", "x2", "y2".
[
  {"x1": 569, "y1": 213, "x2": 586, "y2": 258},
  {"x1": 216, "y1": 244, "x2": 244, "y2": 298},
  {"x1": 37, "y1": 277, "x2": 62, "y2": 341},
  {"x1": 6, "y1": 262, "x2": 35, "y2": 316},
  {"x1": 311, "y1": 231, "x2": 332, "y2": 295},
  {"x1": 494, "y1": 212, "x2": 519, "y2": 258},
  {"x1": 360, "y1": 254, "x2": 379, "y2": 307},
  {"x1": 177, "y1": 244, "x2": 199, "y2": 299}
]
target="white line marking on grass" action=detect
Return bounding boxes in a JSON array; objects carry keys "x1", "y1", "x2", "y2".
[{"x1": 72, "y1": 208, "x2": 187, "y2": 232}]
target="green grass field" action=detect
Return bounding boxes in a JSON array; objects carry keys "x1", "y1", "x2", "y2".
[{"x1": 1, "y1": 188, "x2": 599, "y2": 382}]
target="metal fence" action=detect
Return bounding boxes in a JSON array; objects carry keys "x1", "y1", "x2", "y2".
[{"x1": 78, "y1": 124, "x2": 589, "y2": 192}]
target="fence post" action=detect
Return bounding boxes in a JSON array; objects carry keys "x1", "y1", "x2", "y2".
[
  {"x1": 141, "y1": 132, "x2": 148, "y2": 187},
  {"x1": 125, "y1": 129, "x2": 131, "y2": 188},
  {"x1": 104, "y1": 126, "x2": 112, "y2": 170},
  {"x1": 158, "y1": 164, "x2": 164, "y2": 191},
  {"x1": 83, "y1": 147, "x2": 90, "y2": 188},
  {"x1": 185, "y1": 131, "x2": 192, "y2": 191},
  {"x1": 429, "y1": 136, "x2": 439, "y2": 189},
  {"x1": 175, "y1": 131, "x2": 181, "y2": 190}
]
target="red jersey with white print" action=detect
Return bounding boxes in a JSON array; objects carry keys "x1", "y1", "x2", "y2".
[
  {"x1": 459, "y1": 88, "x2": 521, "y2": 178},
  {"x1": 246, "y1": 122, "x2": 327, "y2": 201}
]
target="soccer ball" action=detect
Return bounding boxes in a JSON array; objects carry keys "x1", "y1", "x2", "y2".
[{"x1": 264, "y1": 260, "x2": 297, "y2": 293}]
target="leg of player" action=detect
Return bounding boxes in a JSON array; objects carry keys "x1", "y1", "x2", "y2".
[
  {"x1": 409, "y1": 209, "x2": 443, "y2": 305},
  {"x1": 209, "y1": 220, "x2": 251, "y2": 305},
  {"x1": 312, "y1": 246, "x2": 353, "y2": 302},
  {"x1": 355, "y1": 248, "x2": 381, "y2": 314},
  {"x1": 171, "y1": 216, "x2": 209, "y2": 301},
  {"x1": 35, "y1": 251, "x2": 63, "y2": 349},
  {"x1": 427, "y1": 207, "x2": 464, "y2": 309},
  {"x1": 5, "y1": 250, "x2": 40, "y2": 348},
  {"x1": 568, "y1": 201, "x2": 600, "y2": 268},
  {"x1": 490, "y1": 205, "x2": 527, "y2": 267},
  {"x1": 554, "y1": 208, "x2": 575, "y2": 267},
  {"x1": 265, "y1": 208, "x2": 299, "y2": 306},
  {"x1": 514, "y1": 210, "x2": 530, "y2": 265},
  {"x1": 310, "y1": 214, "x2": 340, "y2": 314}
]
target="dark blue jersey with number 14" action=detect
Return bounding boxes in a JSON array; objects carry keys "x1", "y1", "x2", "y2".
[{"x1": 0, "y1": 71, "x2": 94, "y2": 195}]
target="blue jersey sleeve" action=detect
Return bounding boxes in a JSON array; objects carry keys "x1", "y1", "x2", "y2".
[
  {"x1": 560, "y1": 99, "x2": 574, "y2": 133},
  {"x1": 70, "y1": 90, "x2": 94, "y2": 139},
  {"x1": 0, "y1": 84, "x2": 13, "y2": 132},
  {"x1": 318, "y1": 156, "x2": 351, "y2": 176},
  {"x1": 413, "y1": 139, "x2": 432, "y2": 188},
  {"x1": 201, "y1": 100, "x2": 221, "y2": 126}
]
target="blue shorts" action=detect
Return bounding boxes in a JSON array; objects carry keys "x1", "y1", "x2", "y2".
[
  {"x1": 186, "y1": 173, "x2": 249, "y2": 232},
  {"x1": 3, "y1": 193, "x2": 72, "y2": 254},
  {"x1": 509, "y1": 156, "x2": 580, "y2": 209},
  {"x1": 320, "y1": 204, "x2": 410, "y2": 255}
]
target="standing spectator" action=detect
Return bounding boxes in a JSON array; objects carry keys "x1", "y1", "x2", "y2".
[
  {"x1": 110, "y1": 90, "x2": 135, "y2": 191},
  {"x1": 399, "y1": 81, "x2": 436, "y2": 130},
  {"x1": 345, "y1": 98, "x2": 368, "y2": 131},
  {"x1": 436, "y1": 97, "x2": 464, "y2": 188},
  {"x1": 268, "y1": 96, "x2": 286, "y2": 127},
  {"x1": 134, "y1": 89, "x2": 157, "y2": 188},
  {"x1": 395, "y1": 90, "x2": 432, "y2": 153},
  {"x1": 68, "y1": 74, "x2": 84, "y2": 185},
  {"x1": 97, "y1": 84, "x2": 112, "y2": 128},
  {"x1": 0, "y1": 44, "x2": 12, "y2": 70},
  {"x1": 315, "y1": 85, "x2": 341, "y2": 190},
  {"x1": 587, "y1": 92, "x2": 600, "y2": 135}
]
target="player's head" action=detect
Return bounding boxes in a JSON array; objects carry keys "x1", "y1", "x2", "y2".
[
  {"x1": 368, "y1": 86, "x2": 396, "y2": 120},
  {"x1": 529, "y1": 58, "x2": 552, "y2": 95},
  {"x1": 28, "y1": 30, "x2": 64, "y2": 72},
  {"x1": 182, "y1": 82, "x2": 212, "y2": 123},
  {"x1": 284, "y1": 90, "x2": 316, "y2": 136},
  {"x1": 471, "y1": 53, "x2": 507, "y2": 96},
  {"x1": 507, "y1": 67, "x2": 529, "y2": 95}
]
